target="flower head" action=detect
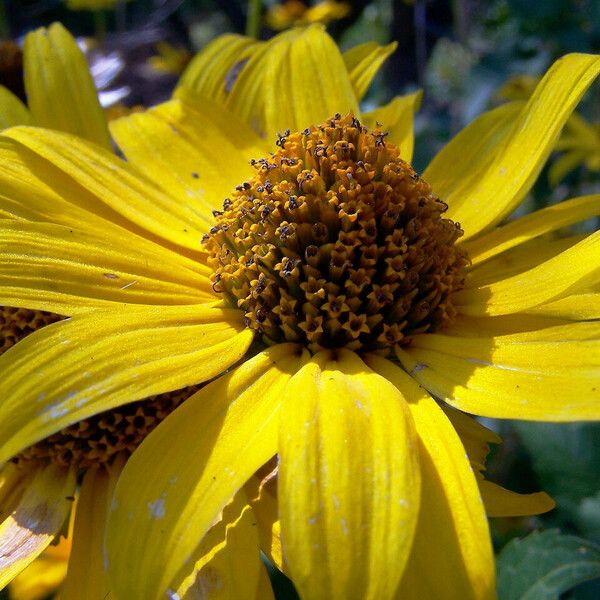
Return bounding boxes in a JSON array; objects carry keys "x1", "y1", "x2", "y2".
[{"x1": 0, "y1": 25, "x2": 599, "y2": 600}]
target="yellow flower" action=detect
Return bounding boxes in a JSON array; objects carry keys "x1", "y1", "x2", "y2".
[
  {"x1": 147, "y1": 42, "x2": 191, "y2": 75},
  {"x1": 495, "y1": 73, "x2": 600, "y2": 185},
  {"x1": 494, "y1": 74, "x2": 540, "y2": 102},
  {"x1": 0, "y1": 23, "x2": 111, "y2": 150},
  {"x1": 64, "y1": 0, "x2": 129, "y2": 10},
  {"x1": 0, "y1": 26, "x2": 599, "y2": 599},
  {"x1": 266, "y1": 0, "x2": 351, "y2": 31}
]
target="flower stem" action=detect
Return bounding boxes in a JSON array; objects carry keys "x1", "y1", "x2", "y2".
[{"x1": 246, "y1": 0, "x2": 262, "y2": 39}]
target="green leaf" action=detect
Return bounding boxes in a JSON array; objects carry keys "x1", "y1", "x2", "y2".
[
  {"x1": 513, "y1": 422, "x2": 600, "y2": 508},
  {"x1": 497, "y1": 530, "x2": 600, "y2": 600}
]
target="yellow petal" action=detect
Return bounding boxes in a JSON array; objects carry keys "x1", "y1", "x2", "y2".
[
  {"x1": 60, "y1": 458, "x2": 124, "y2": 600},
  {"x1": 396, "y1": 329, "x2": 600, "y2": 421},
  {"x1": 449, "y1": 318, "x2": 600, "y2": 342},
  {"x1": 0, "y1": 219, "x2": 214, "y2": 315},
  {"x1": 245, "y1": 464, "x2": 283, "y2": 571},
  {"x1": 3, "y1": 127, "x2": 208, "y2": 253},
  {"x1": 343, "y1": 41, "x2": 397, "y2": 101},
  {"x1": 0, "y1": 303, "x2": 253, "y2": 463},
  {"x1": 445, "y1": 313, "x2": 572, "y2": 338},
  {"x1": 526, "y1": 293, "x2": 600, "y2": 320},
  {"x1": 478, "y1": 480, "x2": 554, "y2": 518},
  {"x1": 443, "y1": 407, "x2": 554, "y2": 517},
  {"x1": 364, "y1": 355, "x2": 495, "y2": 600},
  {"x1": 0, "y1": 86, "x2": 32, "y2": 129},
  {"x1": 435, "y1": 53, "x2": 600, "y2": 239},
  {"x1": 0, "y1": 464, "x2": 76, "y2": 589},
  {"x1": 424, "y1": 101, "x2": 523, "y2": 222},
  {"x1": 463, "y1": 194, "x2": 600, "y2": 266},
  {"x1": 106, "y1": 344, "x2": 308, "y2": 600},
  {"x1": 457, "y1": 231, "x2": 600, "y2": 315},
  {"x1": 226, "y1": 26, "x2": 358, "y2": 139},
  {"x1": 111, "y1": 93, "x2": 269, "y2": 221},
  {"x1": 8, "y1": 534, "x2": 70, "y2": 600},
  {"x1": 175, "y1": 487, "x2": 264, "y2": 600},
  {"x1": 466, "y1": 234, "x2": 583, "y2": 288},
  {"x1": 177, "y1": 33, "x2": 263, "y2": 106},
  {"x1": 279, "y1": 350, "x2": 420, "y2": 600},
  {"x1": 362, "y1": 91, "x2": 422, "y2": 163},
  {"x1": 23, "y1": 23, "x2": 112, "y2": 150}
]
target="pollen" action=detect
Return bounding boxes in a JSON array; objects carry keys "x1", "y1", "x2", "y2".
[{"x1": 203, "y1": 113, "x2": 469, "y2": 352}]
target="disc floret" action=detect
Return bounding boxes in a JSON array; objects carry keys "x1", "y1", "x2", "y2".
[{"x1": 204, "y1": 113, "x2": 469, "y2": 352}]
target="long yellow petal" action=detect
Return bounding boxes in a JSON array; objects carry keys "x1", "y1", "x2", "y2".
[
  {"x1": 0, "y1": 86, "x2": 32, "y2": 129},
  {"x1": 365, "y1": 355, "x2": 496, "y2": 600},
  {"x1": 457, "y1": 231, "x2": 600, "y2": 315},
  {"x1": 23, "y1": 23, "x2": 111, "y2": 150},
  {"x1": 0, "y1": 220, "x2": 214, "y2": 315},
  {"x1": 245, "y1": 465, "x2": 283, "y2": 571},
  {"x1": 343, "y1": 41, "x2": 397, "y2": 101},
  {"x1": 227, "y1": 26, "x2": 358, "y2": 139},
  {"x1": 465, "y1": 234, "x2": 583, "y2": 288},
  {"x1": 0, "y1": 464, "x2": 76, "y2": 589},
  {"x1": 396, "y1": 330, "x2": 600, "y2": 421},
  {"x1": 443, "y1": 407, "x2": 554, "y2": 517},
  {"x1": 436, "y1": 53, "x2": 600, "y2": 239},
  {"x1": 175, "y1": 487, "x2": 264, "y2": 600},
  {"x1": 106, "y1": 344, "x2": 308, "y2": 600},
  {"x1": 362, "y1": 91, "x2": 422, "y2": 163},
  {"x1": 111, "y1": 94, "x2": 269, "y2": 221},
  {"x1": 447, "y1": 318, "x2": 600, "y2": 342},
  {"x1": 3, "y1": 127, "x2": 208, "y2": 253},
  {"x1": 526, "y1": 293, "x2": 600, "y2": 320},
  {"x1": 177, "y1": 33, "x2": 263, "y2": 106},
  {"x1": 424, "y1": 101, "x2": 523, "y2": 218},
  {"x1": 279, "y1": 350, "x2": 420, "y2": 600},
  {"x1": 8, "y1": 533, "x2": 70, "y2": 600},
  {"x1": 0, "y1": 304, "x2": 253, "y2": 463},
  {"x1": 60, "y1": 458, "x2": 124, "y2": 600},
  {"x1": 463, "y1": 194, "x2": 600, "y2": 266}
]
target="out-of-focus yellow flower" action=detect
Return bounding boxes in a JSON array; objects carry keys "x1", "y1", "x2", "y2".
[
  {"x1": 550, "y1": 112, "x2": 600, "y2": 185},
  {"x1": 147, "y1": 42, "x2": 192, "y2": 75},
  {"x1": 495, "y1": 74, "x2": 540, "y2": 102},
  {"x1": 0, "y1": 24, "x2": 599, "y2": 598},
  {"x1": 266, "y1": 0, "x2": 350, "y2": 31},
  {"x1": 65, "y1": 0, "x2": 129, "y2": 10}
]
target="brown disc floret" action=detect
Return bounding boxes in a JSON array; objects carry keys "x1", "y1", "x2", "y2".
[{"x1": 203, "y1": 113, "x2": 469, "y2": 352}]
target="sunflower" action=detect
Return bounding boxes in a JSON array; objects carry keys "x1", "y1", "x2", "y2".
[{"x1": 0, "y1": 26, "x2": 599, "y2": 599}]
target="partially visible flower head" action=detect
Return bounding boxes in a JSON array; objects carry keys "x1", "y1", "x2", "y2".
[
  {"x1": 64, "y1": 0, "x2": 130, "y2": 10},
  {"x1": 495, "y1": 74, "x2": 540, "y2": 103},
  {"x1": 266, "y1": 0, "x2": 351, "y2": 31},
  {"x1": 204, "y1": 114, "x2": 468, "y2": 351}
]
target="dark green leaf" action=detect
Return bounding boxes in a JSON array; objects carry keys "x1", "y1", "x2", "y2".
[{"x1": 497, "y1": 530, "x2": 600, "y2": 600}]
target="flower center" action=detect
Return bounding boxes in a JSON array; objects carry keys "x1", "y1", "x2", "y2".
[
  {"x1": 203, "y1": 114, "x2": 469, "y2": 352},
  {"x1": 14, "y1": 386, "x2": 200, "y2": 469},
  {"x1": 1, "y1": 306, "x2": 199, "y2": 470}
]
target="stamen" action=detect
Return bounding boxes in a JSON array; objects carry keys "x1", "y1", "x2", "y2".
[{"x1": 203, "y1": 114, "x2": 469, "y2": 352}]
